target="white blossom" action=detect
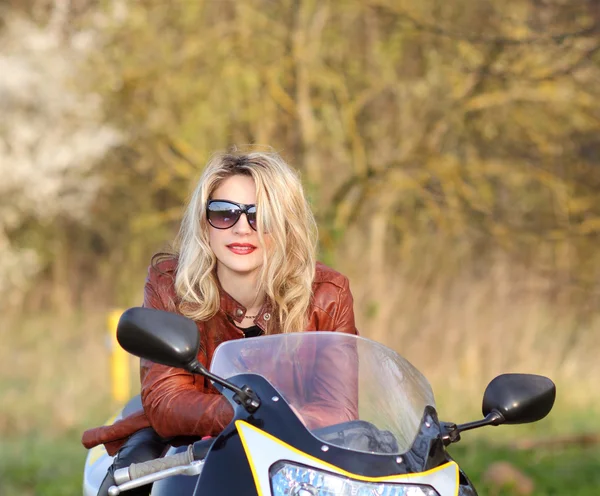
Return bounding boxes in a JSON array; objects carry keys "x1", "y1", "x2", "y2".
[{"x1": 0, "y1": 13, "x2": 121, "y2": 304}]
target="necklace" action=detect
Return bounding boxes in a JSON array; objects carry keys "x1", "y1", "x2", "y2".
[{"x1": 243, "y1": 286, "x2": 263, "y2": 320}]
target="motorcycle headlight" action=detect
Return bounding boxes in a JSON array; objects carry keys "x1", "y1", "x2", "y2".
[{"x1": 270, "y1": 462, "x2": 441, "y2": 496}]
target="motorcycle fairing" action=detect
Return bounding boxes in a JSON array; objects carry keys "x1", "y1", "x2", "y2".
[
  {"x1": 83, "y1": 444, "x2": 113, "y2": 496},
  {"x1": 84, "y1": 376, "x2": 454, "y2": 495},
  {"x1": 83, "y1": 413, "x2": 119, "y2": 496},
  {"x1": 236, "y1": 420, "x2": 459, "y2": 496},
  {"x1": 217, "y1": 374, "x2": 448, "y2": 478}
]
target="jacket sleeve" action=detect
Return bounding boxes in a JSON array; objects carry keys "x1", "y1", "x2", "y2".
[
  {"x1": 332, "y1": 275, "x2": 359, "y2": 335},
  {"x1": 140, "y1": 269, "x2": 233, "y2": 438},
  {"x1": 301, "y1": 276, "x2": 360, "y2": 428}
]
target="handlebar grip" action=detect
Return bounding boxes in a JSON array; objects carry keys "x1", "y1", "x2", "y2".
[{"x1": 128, "y1": 445, "x2": 194, "y2": 481}]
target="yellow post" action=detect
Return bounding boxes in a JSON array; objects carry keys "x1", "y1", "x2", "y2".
[{"x1": 108, "y1": 309, "x2": 130, "y2": 403}]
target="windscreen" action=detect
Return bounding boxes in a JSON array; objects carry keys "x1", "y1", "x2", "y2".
[{"x1": 210, "y1": 332, "x2": 435, "y2": 455}]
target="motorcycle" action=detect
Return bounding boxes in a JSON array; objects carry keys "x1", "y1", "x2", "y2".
[{"x1": 83, "y1": 307, "x2": 556, "y2": 496}]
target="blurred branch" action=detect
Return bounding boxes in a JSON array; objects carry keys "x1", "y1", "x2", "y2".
[
  {"x1": 458, "y1": 41, "x2": 506, "y2": 103},
  {"x1": 369, "y1": 0, "x2": 599, "y2": 45},
  {"x1": 535, "y1": 43, "x2": 600, "y2": 81}
]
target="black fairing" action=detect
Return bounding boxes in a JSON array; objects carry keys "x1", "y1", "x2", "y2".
[
  {"x1": 459, "y1": 481, "x2": 479, "y2": 496},
  {"x1": 445, "y1": 452, "x2": 479, "y2": 496},
  {"x1": 482, "y1": 373, "x2": 556, "y2": 424},
  {"x1": 149, "y1": 373, "x2": 465, "y2": 496}
]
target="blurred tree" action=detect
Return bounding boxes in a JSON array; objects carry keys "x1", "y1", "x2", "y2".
[
  {"x1": 3, "y1": 0, "x2": 600, "y2": 311},
  {"x1": 0, "y1": 9, "x2": 120, "y2": 310}
]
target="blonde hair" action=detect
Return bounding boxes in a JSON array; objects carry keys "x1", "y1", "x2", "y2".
[{"x1": 172, "y1": 149, "x2": 318, "y2": 334}]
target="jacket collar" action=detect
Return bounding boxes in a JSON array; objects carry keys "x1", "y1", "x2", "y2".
[{"x1": 217, "y1": 283, "x2": 274, "y2": 332}]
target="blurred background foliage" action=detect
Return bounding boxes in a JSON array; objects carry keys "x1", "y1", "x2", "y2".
[
  {"x1": 4, "y1": 0, "x2": 600, "y2": 312},
  {"x1": 1, "y1": 0, "x2": 600, "y2": 494}
]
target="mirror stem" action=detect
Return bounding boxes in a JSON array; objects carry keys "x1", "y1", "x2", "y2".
[
  {"x1": 456, "y1": 409, "x2": 505, "y2": 434},
  {"x1": 188, "y1": 360, "x2": 261, "y2": 413}
]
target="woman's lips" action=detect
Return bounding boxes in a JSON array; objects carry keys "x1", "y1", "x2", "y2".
[{"x1": 226, "y1": 243, "x2": 257, "y2": 255}]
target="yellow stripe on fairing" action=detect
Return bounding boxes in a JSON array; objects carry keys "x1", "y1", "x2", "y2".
[
  {"x1": 86, "y1": 444, "x2": 108, "y2": 467},
  {"x1": 236, "y1": 420, "x2": 266, "y2": 496},
  {"x1": 235, "y1": 420, "x2": 459, "y2": 495}
]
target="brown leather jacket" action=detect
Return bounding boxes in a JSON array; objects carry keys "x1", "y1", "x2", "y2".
[{"x1": 82, "y1": 258, "x2": 358, "y2": 455}]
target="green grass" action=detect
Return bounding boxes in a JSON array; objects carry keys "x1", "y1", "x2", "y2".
[
  {"x1": 0, "y1": 432, "x2": 87, "y2": 496},
  {"x1": 450, "y1": 442, "x2": 600, "y2": 495},
  {"x1": 0, "y1": 433, "x2": 598, "y2": 495}
]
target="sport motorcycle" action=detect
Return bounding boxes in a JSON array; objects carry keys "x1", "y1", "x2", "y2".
[{"x1": 82, "y1": 307, "x2": 555, "y2": 496}]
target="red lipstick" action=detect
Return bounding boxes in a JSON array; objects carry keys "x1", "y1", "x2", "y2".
[{"x1": 226, "y1": 243, "x2": 257, "y2": 255}]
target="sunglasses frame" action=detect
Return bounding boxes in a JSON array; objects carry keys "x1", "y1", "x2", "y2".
[{"x1": 206, "y1": 199, "x2": 258, "y2": 231}]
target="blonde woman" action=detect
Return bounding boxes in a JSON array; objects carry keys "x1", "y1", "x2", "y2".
[{"x1": 84, "y1": 149, "x2": 359, "y2": 495}]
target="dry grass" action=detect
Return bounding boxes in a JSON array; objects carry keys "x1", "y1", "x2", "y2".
[
  {"x1": 1, "y1": 249, "x2": 599, "y2": 440},
  {"x1": 0, "y1": 310, "x2": 137, "y2": 438},
  {"x1": 340, "y1": 236, "x2": 600, "y2": 429}
]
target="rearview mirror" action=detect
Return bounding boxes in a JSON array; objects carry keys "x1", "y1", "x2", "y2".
[
  {"x1": 117, "y1": 307, "x2": 200, "y2": 371},
  {"x1": 482, "y1": 373, "x2": 555, "y2": 424}
]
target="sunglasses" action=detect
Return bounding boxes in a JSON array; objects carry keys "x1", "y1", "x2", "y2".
[{"x1": 206, "y1": 200, "x2": 257, "y2": 231}]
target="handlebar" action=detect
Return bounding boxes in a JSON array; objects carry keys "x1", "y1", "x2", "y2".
[{"x1": 113, "y1": 445, "x2": 194, "y2": 485}]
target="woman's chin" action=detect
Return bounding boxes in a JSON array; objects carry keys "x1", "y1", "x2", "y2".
[{"x1": 218, "y1": 258, "x2": 262, "y2": 276}]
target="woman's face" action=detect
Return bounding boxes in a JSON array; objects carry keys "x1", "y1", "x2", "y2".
[{"x1": 208, "y1": 174, "x2": 269, "y2": 279}]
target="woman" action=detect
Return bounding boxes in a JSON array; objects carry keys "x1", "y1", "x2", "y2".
[{"x1": 83, "y1": 149, "x2": 359, "y2": 495}]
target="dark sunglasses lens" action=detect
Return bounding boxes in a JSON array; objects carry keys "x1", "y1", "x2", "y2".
[
  {"x1": 208, "y1": 201, "x2": 241, "y2": 229},
  {"x1": 247, "y1": 206, "x2": 257, "y2": 230}
]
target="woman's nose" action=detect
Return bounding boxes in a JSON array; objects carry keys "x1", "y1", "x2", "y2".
[{"x1": 233, "y1": 212, "x2": 253, "y2": 234}]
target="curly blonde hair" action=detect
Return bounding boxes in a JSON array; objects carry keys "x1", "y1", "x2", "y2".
[{"x1": 172, "y1": 149, "x2": 318, "y2": 334}]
